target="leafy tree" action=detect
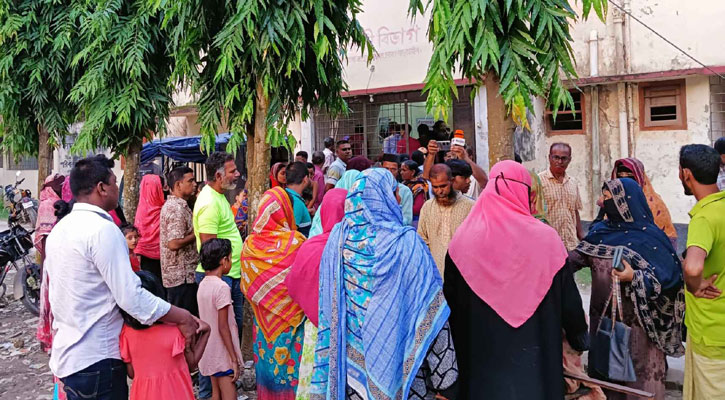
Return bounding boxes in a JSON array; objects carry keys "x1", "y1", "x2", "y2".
[
  {"x1": 161, "y1": 0, "x2": 373, "y2": 220},
  {"x1": 70, "y1": 0, "x2": 174, "y2": 221},
  {"x1": 409, "y1": 0, "x2": 607, "y2": 165},
  {"x1": 0, "y1": 0, "x2": 81, "y2": 193}
]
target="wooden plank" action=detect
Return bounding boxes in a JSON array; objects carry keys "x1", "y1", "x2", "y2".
[{"x1": 564, "y1": 372, "x2": 655, "y2": 399}]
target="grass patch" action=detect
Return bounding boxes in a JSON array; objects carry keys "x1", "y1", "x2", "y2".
[{"x1": 575, "y1": 268, "x2": 592, "y2": 287}]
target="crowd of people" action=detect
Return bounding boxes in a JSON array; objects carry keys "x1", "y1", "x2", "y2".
[{"x1": 30, "y1": 132, "x2": 725, "y2": 400}]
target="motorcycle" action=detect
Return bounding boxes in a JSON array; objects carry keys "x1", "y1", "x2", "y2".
[
  {"x1": 0, "y1": 223, "x2": 40, "y2": 315},
  {"x1": 4, "y1": 171, "x2": 38, "y2": 229}
]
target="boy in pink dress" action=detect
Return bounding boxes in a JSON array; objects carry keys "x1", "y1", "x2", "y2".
[{"x1": 197, "y1": 239, "x2": 244, "y2": 400}]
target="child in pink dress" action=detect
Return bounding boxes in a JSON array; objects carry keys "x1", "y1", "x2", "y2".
[
  {"x1": 197, "y1": 238, "x2": 244, "y2": 400},
  {"x1": 120, "y1": 271, "x2": 210, "y2": 400}
]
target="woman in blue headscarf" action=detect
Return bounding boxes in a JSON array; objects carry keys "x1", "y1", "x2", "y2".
[
  {"x1": 307, "y1": 170, "x2": 363, "y2": 238},
  {"x1": 311, "y1": 169, "x2": 457, "y2": 400},
  {"x1": 568, "y1": 178, "x2": 685, "y2": 399}
]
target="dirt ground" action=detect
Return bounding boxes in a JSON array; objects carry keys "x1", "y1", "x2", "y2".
[{"x1": 0, "y1": 268, "x2": 682, "y2": 400}]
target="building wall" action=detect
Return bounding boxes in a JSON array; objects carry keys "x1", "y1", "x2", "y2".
[{"x1": 569, "y1": 0, "x2": 725, "y2": 77}]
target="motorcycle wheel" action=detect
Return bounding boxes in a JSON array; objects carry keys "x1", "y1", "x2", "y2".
[{"x1": 19, "y1": 263, "x2": 40, "y2": 316}]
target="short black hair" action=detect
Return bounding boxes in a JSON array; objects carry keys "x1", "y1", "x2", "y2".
[
  {"x1": 296, "y1": 151, "x2": 309, "y2": 160},
  {"x1": 70, "y1": 155, "x2": 115, "y2": 197},
  {"x1": 402, "y1": 160, "x2": 419, "y2": 173},
  {"x1": 411, "y1": 150, "x2": 425, "y2": 166},
  {"x1": 336, "y1": 139, "x2": 350, "y2": 149},
  {"x1": 715, "y1": 137, "x2": 725, "y2": 155},
  {"x1": 167, "y1": 166, "x2": 194, "y2": 190},
  {"x1": 121, "y1": 271, "x2": 165, "y2": 330},
  {"x1": 120, "y1": 223, "x2": 139, "y2": 236},
  {"x1": 515, "y1": 153, "x2": 523, "y2": 163},
  {"x1": 205, "y1": 151, "x2": 235, "y2": 181},
  {"x1": 446, "y1": 159, "x2": 473, "y2": 178},
  {"x1": 381, "y1": 153, "x2": 400, "y2": 166},
  {"x1": 680, "y1": 144, "x2": 720, "y2": 185},
  {"x1": 312, "y1": 151, "x2": 325, "y2": 165},
  {"x1": 306, "y1": 162, "x2": 314, "y2": 170},
  {"x1": 324, "y1": 137, "x2": 335, "y2": 148},
  {"x1": 53, "y1": 200, "x2": 74, "y2": 221},
  {"x1": 200, "y1": 238, "x2": 232, "y2": 272},
  {"x1": 549, "y1": 142, "x2": 572, "y2": 154},
  {"x1": 286, "y1": 161, "x2": 309, "y2": 185}
]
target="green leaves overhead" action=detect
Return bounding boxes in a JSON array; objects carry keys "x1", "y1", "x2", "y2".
[
  {"x1": 160, "y1": 0, "x2": 373, "y2": 154},
  {"x1": 69, "y1": 0, "x2": 174, "y2": 156},
  {"x1": 409, "y1": 0, "x2": 607, "y2": 127},
  {"x1": 0, "y1": 0, "x2": 81, "y2": 158}
]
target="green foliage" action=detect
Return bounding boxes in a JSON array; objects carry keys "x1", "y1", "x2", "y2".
[
  {"x1": 409, "y1": 0, "x2": 607, "y2": 127},
  {"x1": 69, "y1": 0, "x2": 174, "y2": 156},
  {"x1": 0, "y1": 0, "x2": 81, "y2": 158},
  {"x1": 159, "y1": 0, "x2": 373, "y2": 153}
]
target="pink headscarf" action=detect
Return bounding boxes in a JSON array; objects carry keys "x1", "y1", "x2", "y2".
[
  {"x1": 285, "y1": 188, "x2": 347, "y2": 326},
  {"x1": 61, "y1": 176, "x2": 73, "y2": 202},
  {"x1": 134, "y1": 174, "x2": 164, "y2": 259},
  {"x1": 448, "y1": 160, "x2": 567, "y2": 328}
]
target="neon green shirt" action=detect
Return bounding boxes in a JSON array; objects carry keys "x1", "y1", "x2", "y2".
[
  {"x1": 193, "y1": 185, "x2": 243, "y2": 279},
  {"x1": 685, "y1": 190, "x2": 725, "y2": 351}
]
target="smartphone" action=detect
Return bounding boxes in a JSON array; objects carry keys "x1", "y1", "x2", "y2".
[
  {"x1": 612, "y1": 246, "x2": 625, "y2": 272},
  {"x1": 438, "y1": 140, "x2": 451, "y2": 151}
]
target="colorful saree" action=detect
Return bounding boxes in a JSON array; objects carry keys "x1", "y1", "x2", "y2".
[
  {"x1": 241, "y1": 186, "x2": 307, "y2": 399},
  {"x1": 311, "y1": 169, "x2": 449, "y2": 400}
]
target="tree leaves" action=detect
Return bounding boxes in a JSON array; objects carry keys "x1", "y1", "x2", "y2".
[
  {"x1": 409, "y1": 0, "x2": 606, "y2": 126},
  {"x1": 163, "y1": 0, "x2": 373, "y2": 154},
  {"x1": 0, "y1": 0, "x2": 80, "y2": 157}
]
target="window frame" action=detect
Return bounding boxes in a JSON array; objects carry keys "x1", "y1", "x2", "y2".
[
  {"x1": 545, "y1": 90, "x2": 586, "y2": 135},
  {"x1": 638, "y1": 79, "x2": 687, "y2": 131}
]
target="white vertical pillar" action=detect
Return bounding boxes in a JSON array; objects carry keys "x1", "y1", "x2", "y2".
[
  {"x1": 473, "y1": 86, "x2": 490, "y2": 172},
  {"x1": 300, "y1": 113, "x2": 314, "y2": 156}
]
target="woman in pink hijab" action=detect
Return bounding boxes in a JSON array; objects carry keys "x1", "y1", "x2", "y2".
[
  {"x1": 444, "y1": 160, "x2": 588, "y2": 400},
  {"x1": 134, "y1": 174, "x2": 164, "y2": 280}
]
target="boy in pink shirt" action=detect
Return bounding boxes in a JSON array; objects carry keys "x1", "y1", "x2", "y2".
[{"x1": 197, "y1": 239, "x2": 243, "y2": 400}]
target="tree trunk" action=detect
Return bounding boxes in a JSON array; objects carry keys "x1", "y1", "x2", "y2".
[
  {"x1": 123, "y1": 140, "x2": 142, "y2": 223},
  {"x1": 240, "y1": 79, "x2": 272, "y2": 362},
  {"x1": 485, "y1": 73, "x2": 516, "y2": 168},
  {"x1": 37, "y1": 125, "x2": 53, "y2": 195},
  {"x1": 246, "y1": 80, "x2": 271, "y2": 223}
]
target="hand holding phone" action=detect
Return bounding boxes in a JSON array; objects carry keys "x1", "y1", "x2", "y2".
[{"x1": 612, "y1": 246, "x2": 625, "y2": 272}]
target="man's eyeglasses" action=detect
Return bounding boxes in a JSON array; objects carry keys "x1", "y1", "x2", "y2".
[{"x1": 550, "y1": 155, "x2": 571, "y2": 163}]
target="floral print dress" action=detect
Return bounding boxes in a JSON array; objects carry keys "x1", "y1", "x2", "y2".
[{"x1": 253, "y1": 318, "x2": 305, "y2": 400}]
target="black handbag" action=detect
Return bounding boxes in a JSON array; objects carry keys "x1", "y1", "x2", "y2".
[{"x1": 589, "y1": 276, "x2": 637, "y2": 382}]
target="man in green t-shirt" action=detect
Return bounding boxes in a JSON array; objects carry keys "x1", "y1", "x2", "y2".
[
  {"x1": 679, "y1": 144, "x2": 725, "y2": 399},
  {"x1": 192, "y1": 151, "x2": 242, "y2": 399}
]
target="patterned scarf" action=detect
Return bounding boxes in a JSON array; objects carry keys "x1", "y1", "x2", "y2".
[
  {"x1": 240, "y1": 186, "x2": 306, "y2": 341},
  {"x1": 312, "y1": 169, "x2": 448, "y2": 400},
  {"x1": 577, "y1": 178, "x2": 685, "y2": 357}
]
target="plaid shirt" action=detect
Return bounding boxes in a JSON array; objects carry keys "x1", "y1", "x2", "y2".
[{"x1": 538, "y1": 169, "x2": 583, "y2": 251}]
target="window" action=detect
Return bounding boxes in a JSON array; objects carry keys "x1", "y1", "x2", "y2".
[
  {"x1": 546, "y1": 90, "x2": 585, "y2": 135},
  {"x1": 8, "y1": 153, "x2": 38, "y2": 170},
  {"x1": 639, "y1": 80, "x2": 687, "y2": 130}
]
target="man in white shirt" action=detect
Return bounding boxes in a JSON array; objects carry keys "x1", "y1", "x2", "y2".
[
  {"x1": 322, "y1": 136, "x2": 336, "y2": 173},
  {"x1": 324, "y1": 139, "x2": 352, "y2": 191},
  {"x1": 45, "y1": 155, "x2": 200, "y2": 400}
]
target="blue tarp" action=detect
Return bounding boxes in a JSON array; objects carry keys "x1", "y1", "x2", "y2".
[{"x1": 140, "y1": 133, "x2": 235, "y2": 164}]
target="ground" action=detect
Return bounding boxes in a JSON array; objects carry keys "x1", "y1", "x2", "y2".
[{"x1": 0, "y1": 242, "x2": 682, "y2": 400}]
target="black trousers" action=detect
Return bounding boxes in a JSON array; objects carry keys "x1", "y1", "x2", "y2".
[
  {"x1": 166, "y1": 282, "x2": 199, "y2": 317},
  {"x1": 139, "y1": 256, "x2": 162, "y2": 282}
]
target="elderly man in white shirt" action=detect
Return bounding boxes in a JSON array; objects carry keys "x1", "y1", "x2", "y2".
[{"x1": 45, "y1": 155, "x2": 200, "y2": 400}]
